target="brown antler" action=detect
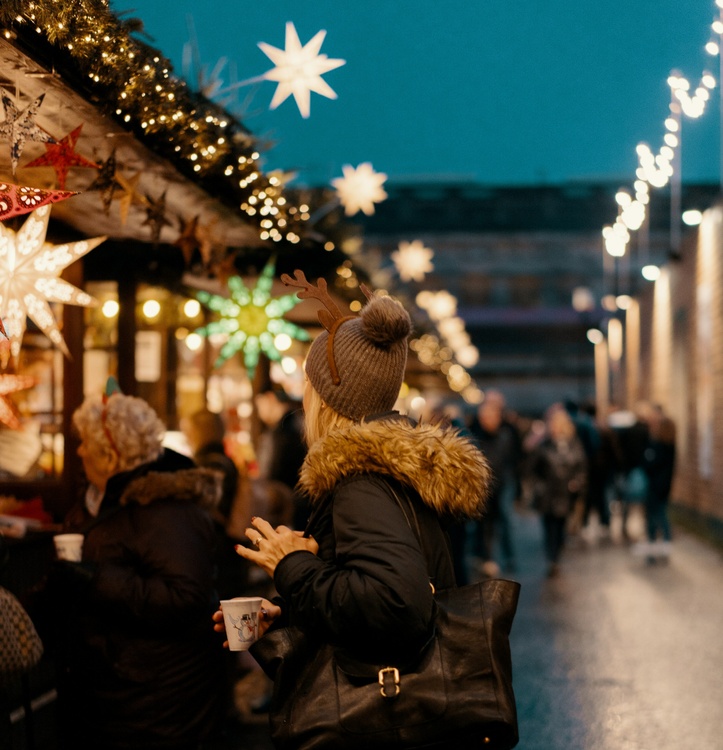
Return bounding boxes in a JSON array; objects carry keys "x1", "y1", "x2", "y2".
[{"x1": 281, "y1": 269, "x2": 345, "y2": 332}]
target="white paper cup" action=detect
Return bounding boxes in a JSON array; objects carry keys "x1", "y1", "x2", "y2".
[
  {"x1": 54, "y1": 533, "x2": 84, "y2": 561},
  {"x1": 220, "y1": 597, "x2": 263, "y2": 651}
]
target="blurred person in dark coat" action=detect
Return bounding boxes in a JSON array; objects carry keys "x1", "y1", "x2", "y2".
[
  {"x1": 529, "y1": 406, "x2": 588, "y2": 577},
  {"x1": 50, "y1": 383, "x2": 224, "y2": 750}
]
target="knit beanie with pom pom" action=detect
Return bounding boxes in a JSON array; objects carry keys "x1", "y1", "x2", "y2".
[{"x1": 285, "y1": 272, "x2": 412, "y2": 421}]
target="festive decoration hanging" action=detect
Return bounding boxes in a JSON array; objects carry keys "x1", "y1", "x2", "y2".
[
  {"x1": 0, "y1": 205, "x2": 104, "y2": 360},
  {"x1": 142, "y1": 191, "x2": 172, "y2": 243},
  {"x1": 174, "y1": 215, "x2": 203, "y2": 266},
  {"x1": 332, "y1": 162, "x2": 388, "y2": 216},
  {"x1": 112, "y1": 170, "x2": 146, "y2": 226},
  {"x1": 87, "y1": 151, "x2": 120, "y2": 214},
  {"x1": 23, "y1": 124, "x2": 99, "y2": 189},
  {"x1": 392, "y1": 240, "x2": 435, "y2": 282},
  {"x1": 258, "y1": 21, "x2": 346, "y2": 118},
  {"x1": 0, "y1": 91, "x2": 55, "y2": 175},
  {"x1": 195, "y1": 259, "x2": 309, "y2": 375},
  {"x1": 0, "y1": 181, "x2": 77, "y2": 221},
  {"x1": 0, "y1": 373, "x2": 35, "y2": 430}
]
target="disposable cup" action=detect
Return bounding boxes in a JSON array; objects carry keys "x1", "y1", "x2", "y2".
[
  {"x1": 54, "y1": 533, "x2": 84, "y2": 561},
  {"x1": 220, "y1": 597, "x2": 263, "y2": 651}
]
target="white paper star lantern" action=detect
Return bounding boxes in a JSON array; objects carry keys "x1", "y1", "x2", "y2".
[
  {"x1": 392, "y1": 240, "x2": 435, "y2": 282},
  {"x1": 259, "y1": 22, "x2": 346, "y2": 118},
  {"x1": 332, "y1": 162, "x2": 388, "y2": 216},
  {"x1": 0, "y1": 205, "x2": 104, "y2": 359}
]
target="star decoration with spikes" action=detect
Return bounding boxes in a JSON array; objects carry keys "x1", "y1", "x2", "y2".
[
  {"x1": 392, "y1": 240, "x2": 435, "y2": 282},
  {"x1": 258, "y1": 21, "x2": 346, "y2": 118},
  {"x1": 0, "y1": 205, "x2": 104, "y2": 360},
  {"x1": 112, "y1": 171, "x2": 147, "y2": 226},
  {"x1": 195, "y1": 259, "x2": 309, "y2": 376},
  {"x1": 0, "y1": 373, "x2": 35, "y2": 430},
  {"x1": 174, "y1": 215, "x2": 203, "y2": 267},
  {"x1": 23, "y1": 124, "x2": 99, "y2": 190},
  {"x1": 87, "y1": 151, "x2": 120, "y2": 214},
  {"x1": 332, "y1": 162, "x2": 388, "y2": 216},
  {"x1": 0, "y1": 91, "x2": 55, "y2": 175},
  {"x1": 143, "y1": 191, "x2": 172, "y2": 243},
  {"x1": 0, "y1": 180, "x2": 77, "y2": 221}
]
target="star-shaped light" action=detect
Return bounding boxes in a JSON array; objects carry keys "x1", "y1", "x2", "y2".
[
  {"x1": 392, "y1": 240, "x2": 435, "y2": 282},
  {"x1": 0, "y1": 91, "x2": 55, "y2": 175},
  {"x1": 0, "y1": 205, "x2": 104, "y2": 359},
  {"x1": 258, "y1": 21, "x2": 345, "y2": 118},
  {"x1": 0, "y1": 374, "x2": 35, "y2": 430},
  {"x1": 23, "y1": 124, "x2": 99, "y2": 190},
  {"x1": 0, "y1": 181, "x2": 77, "y2": 221},
  {"x1": 332, "y1": 162, "x2": 388, "y2": 216},
  {"x1": 195, "y1": 259, "x2": 309, "y2": 376}
]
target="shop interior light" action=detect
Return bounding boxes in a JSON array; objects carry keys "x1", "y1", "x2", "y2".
[
  {"x1": 185, "y1": 332, "x2": 203, "y2": 351},
  {"x1": 183, "y1": 299, "x2": 201, "y2": 318},
  {"x1": 616, "y1": 295, "x2": 633, "y2": 310},
  {"x1": 143, "y1": 299, "x2": 161, "y2": 319},
  {"x1": 102, "y1": 299, "x2": 119, "y2": 318}
]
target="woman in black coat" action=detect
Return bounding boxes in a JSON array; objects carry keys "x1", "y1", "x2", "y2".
[
  {"x1": 214, "y1": 272, "x2": 491, "y2": 740},
  {"x1": 50, "y1": 385, "x2": 224, "y2": 750}
]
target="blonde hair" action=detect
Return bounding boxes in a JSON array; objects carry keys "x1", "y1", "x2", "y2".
[
  {"x1": 303, "y1": 383, "x2": 355, "y2": 447},
  {"x1": 73, "y1": 393, "x2": 165, "y2": 473}
]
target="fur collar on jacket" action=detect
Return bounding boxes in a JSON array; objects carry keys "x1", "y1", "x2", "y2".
[
  {"x1": 120, "y1": 468, "x2": 222, "y2": 511},
  {"x1": 299, "y1": 415, "x2": 491, "y2": 518}
]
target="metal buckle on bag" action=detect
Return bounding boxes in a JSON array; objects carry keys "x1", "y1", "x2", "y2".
[{"x1": 378, "y1": 667, "x2": 400, "y2": 699}]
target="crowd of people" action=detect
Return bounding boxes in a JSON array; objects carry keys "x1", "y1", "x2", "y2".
[{"x1": 2, "y1": 282, "x2": 677, "y2": 749}]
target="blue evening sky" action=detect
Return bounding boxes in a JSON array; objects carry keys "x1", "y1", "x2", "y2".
[{"x1": 112, "y1": 0, "x2": 720, "y2": 188}]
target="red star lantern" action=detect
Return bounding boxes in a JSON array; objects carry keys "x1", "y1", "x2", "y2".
[
  {"x1": 0, "y1": 180, "x2": 77, "y2": 221},
  {"x1": 0, "y1": 373, "x2": 35, "y2": 430},
  {"x1": 24, "y1": 124, "x2": 99, "y2": 190}
]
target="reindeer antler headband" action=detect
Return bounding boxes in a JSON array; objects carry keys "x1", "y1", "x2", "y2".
[{"x1": 281, "y1": 270, "x2": 373, "y2": 386}]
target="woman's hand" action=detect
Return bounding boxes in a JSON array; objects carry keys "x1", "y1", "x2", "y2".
[
  {"x1": 236, "y1": 516, "x2": 319, "y2": 578},
  {"x1": 212, "y1": 597, "x2": 282, "y2": 647}
]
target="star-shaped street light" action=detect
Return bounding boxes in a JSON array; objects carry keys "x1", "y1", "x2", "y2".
[
  {"x1": 332, "y1": 162, "x2": 388, "y2": 216},
  {"x1": 24, "y1": 124, "x2": 99, "y2": 190},
  {"x1": 258, "y1": 21, "x2": 346, "y2": 118},
  {"x1": 0, "y1": 205, "x2": 104, "y2": 360},
  {"x1": 195, "y1": 260, "x2": 309, "y2": 376},
  {"x1": 0, "y1": 91, "x2": 55, "y2": 175},
  {"x1": 392, "y1": 240, "x2": 435, "y2": 282}
]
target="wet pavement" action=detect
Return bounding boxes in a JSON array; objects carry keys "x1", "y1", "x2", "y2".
[
  {"x1": 9, "y1": 508, "x2": 723, "y2": 750},
  {"x1": 508, "y1": 509, "x2": 723, "y2": 750}
]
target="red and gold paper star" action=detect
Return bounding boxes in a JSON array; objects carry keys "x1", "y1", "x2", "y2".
[
  {"x1": 0, "y1": 91, "x2": 55, "y2": 175},
  {"x1": 24, "y1": 124, "x2": 99, "y2": 190},
  {"x1": 0, "y1": 373, "x2": 35, "y2": 430},
  {"x1": 0, "y1": 181, "x2": 77, "y2": 221}
]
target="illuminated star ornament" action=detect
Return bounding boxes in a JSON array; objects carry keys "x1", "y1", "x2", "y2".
[
  {"x1": 0, "y1": 91, "x2": 55, "y2": 175},
  {"x1": 0, "y1": 205, "x2": 104, "y2": 359},
  {"x1": 24, "y1": 124, "x2": 99, "y2": 190},
  {"x1": 392, "y1": 240, "x2": 435, "y2": 282},
  {"x1": 0, "y1": 374, "x2": 35, "y2": 430},
  {"x1": 258, "y1": 21, "x2": 346, "y2": 118},
  {"x1": 195, "y1": 259, "x2": 309, "y2": 375},
  {"x1": 112, "y1": 170, "x2": 147, "y2": 226},
  {"x1": 0, "y1": 181, "x2": 77, "y2": 221},
  {"x1": 332, "y1": 162, "x2": 388, "y2": 216}
]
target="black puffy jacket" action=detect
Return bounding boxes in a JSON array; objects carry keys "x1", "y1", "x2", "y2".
[
  {"x1": 57, "y1": 449, "x2": 224, "y2": 749},
  {"x1": 273, "y1": 413, "x2": 490, "y2": 665}
]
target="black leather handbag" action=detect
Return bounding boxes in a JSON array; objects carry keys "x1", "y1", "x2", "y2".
[{"x1": 251, "y1": 485, "x2": 521, "y2": 750}]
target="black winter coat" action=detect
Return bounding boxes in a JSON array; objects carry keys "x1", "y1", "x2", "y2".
[
  {"x1": 55, "y1": 449, "x2": 224, "y2": 749},
  {"x1": 273, "y1": 413, "x2": 491, "y2": 665}
]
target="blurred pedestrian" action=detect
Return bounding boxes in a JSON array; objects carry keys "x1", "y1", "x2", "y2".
[
  {"x1": 640, "y1": 410, "x2": 676, "y2": 563},
  {"x1": 529, "y1": 406, "x2": 587, "y2": 577},
  {"x1": 469, "y1": 392, "x2": 520, "y2": 576},
  {"x1": 49, "y1": 381, "x2": 224, "y2": 750}
]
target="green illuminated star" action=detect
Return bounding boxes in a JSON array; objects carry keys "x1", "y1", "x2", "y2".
[{"x1": 196, "y1": 260, "x2": 309, "y2": 375}]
